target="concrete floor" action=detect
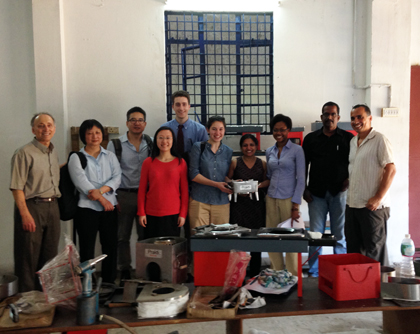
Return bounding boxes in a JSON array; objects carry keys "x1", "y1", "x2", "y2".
[{"x1": 107, "y1": 311, "x2": 383, "y2": 334}]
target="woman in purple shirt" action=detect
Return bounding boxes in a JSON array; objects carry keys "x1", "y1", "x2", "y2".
[{"x1": 265, "y1": 114, "x2": 305, "y2": 276}]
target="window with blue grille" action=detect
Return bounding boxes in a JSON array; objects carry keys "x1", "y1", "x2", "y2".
[{"x1": 165, "y1": 12, "x2": 274, "y2": 133}]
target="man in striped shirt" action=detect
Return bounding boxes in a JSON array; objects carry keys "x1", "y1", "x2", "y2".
[{"x1": 345, "y1": 104, "x2": 396, "y2": 265}]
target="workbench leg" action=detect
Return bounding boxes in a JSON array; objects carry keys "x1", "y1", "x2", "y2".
[
  {"x1": 298, "y1": 252, "x2": 302, "y2": 297},
  {"x1": 226, "y1": 318, "x2": 243, "y2": 334},
  {"x1": 383, "y1": 309, "x2": 420, "y2": 334}
]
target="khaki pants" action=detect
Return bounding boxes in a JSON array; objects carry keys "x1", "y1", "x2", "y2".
[
  {"x1": 189, "y1": 198, "x2": 230, "y2": 229},
  {"x1": 265, "y1": 196, "x2": 298, "y2": 276}
]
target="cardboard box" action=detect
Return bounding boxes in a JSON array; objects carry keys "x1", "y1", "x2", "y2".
[
  {"x1": 318, "y1": 253, "x2": 381, "y2": 301},
  {"x1": 186, "y1": 286, "x2": 239, "y2": 319}
]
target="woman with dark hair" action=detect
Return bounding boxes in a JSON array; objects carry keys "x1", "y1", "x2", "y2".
[
  {"x1": 227, "y1": 134, "x2": 269, "y2": 276},
  {"x1": 265, "y1": 114, "x2": 305, "y2": 276},
  {"x1": 189, "y1": 116, "x2": 233, "y2": 228},
  {"x1": 137, "y1": 126, "x2": 188, "y2": 238},
  {"x1": 69, "y1": 119, "x2": 121, "y2": 284}
]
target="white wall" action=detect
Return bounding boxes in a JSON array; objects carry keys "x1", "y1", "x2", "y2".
[
  {"x1": 411, "y1": 0, "x2": 420, "y2": 65},
  {"x1": 0, "y1": 0, "x2": 417, "y2": 273},
  {"x1": 0, "y1": 0, "x2": 36, "y2": 273}
]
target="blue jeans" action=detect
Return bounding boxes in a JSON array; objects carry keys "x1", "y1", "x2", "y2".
[{"x1": 308, "y1": 191, "x2": 347, "y2": 276}]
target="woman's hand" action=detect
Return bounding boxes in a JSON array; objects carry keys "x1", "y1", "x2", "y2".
[
  {"x1": 99, "y1": 197, "x2": 114, "y2": 211},
  {"x1": 216, "y1": 182, "x2": 233, "y2": 194},
  {"x1": 139, "y1": 216, "x2": 147, "y2": 227},
  {"x1": 88, "y1": 188, "x2": 102, "y2": 201},
  {"x1": 177, "y1": 217, "x2": 185, "y2": 227}
]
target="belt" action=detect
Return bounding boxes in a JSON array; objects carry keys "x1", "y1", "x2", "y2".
[
  {"x1": 118, "y1": 188, "x2": 139, "y2": 193},
  {"x1": 32, "y1": 197, "x2": 56, "y2": 203}
]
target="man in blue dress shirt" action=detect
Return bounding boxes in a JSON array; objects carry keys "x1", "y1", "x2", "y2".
[
  {"x1": 161, "y1": 90, "x2": 208, "y2": 159},
  {"x1": 107, "y1": 107, "x2": 152, "y2": 280}
]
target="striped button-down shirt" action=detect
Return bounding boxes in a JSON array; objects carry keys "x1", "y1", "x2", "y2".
[{"x1": 347, "y1": 128, "x2": 394, "y2": 208}]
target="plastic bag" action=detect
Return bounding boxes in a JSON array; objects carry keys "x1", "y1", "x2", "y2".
[
  {"x1": 13, "y1": 291, "x2": 53, "y2": 314},
  {"x1": 37, "y1": 234, "x2": 82, "y2": 309},
  {"x1": 221, "y1": 250, "x2": 251, "y2": 299}
]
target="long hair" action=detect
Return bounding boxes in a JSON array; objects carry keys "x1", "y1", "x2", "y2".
[{"x1": 151, "y1": 126, "x2": 181, "y2": 164}]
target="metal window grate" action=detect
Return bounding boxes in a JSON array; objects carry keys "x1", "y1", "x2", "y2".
[{"x1": 165, "y1": 11, "x2": 274, "y2": 133}]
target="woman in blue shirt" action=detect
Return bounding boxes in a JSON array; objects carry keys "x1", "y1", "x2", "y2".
[
  {"x1": 189, "y1": 116, "x2": 233, "y2": 228},
  {"x1": 265, "y1": 114, "x2": 305, "y2": 276},
  {"x1": 69, "y1": 119, "x2": 121, "y2": 284}
]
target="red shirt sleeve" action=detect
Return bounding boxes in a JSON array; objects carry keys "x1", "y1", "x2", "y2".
[
  {"x1": 179, "y1": 159, "x2": 189, "y2": 218},
  {"x1": 137, "y1": 157, "x2": 151, "y2": 216}
]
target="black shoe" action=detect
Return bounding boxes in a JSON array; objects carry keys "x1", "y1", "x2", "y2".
[{"x1": 119, "y1": 270, "x2": 132, "y2": 286}]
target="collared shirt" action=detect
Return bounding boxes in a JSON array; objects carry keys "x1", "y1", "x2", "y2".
[
  {"x1": 68, "y1": 146, "x2": 121, "y2": 212},
  {"x1": 266, "y1": 140, "x2": 305, "y2": 204},
  {"x1": 10, "y1": 138, "x2": 60, "y2": 199},
  {"x1": 302, "y1": 127, "x2": 354, "y2": 197},
  {"x1": 347, "y1": 128, "x2": 394, "y2": 208},
  {"x1": 107, "y1": 132, "x2": 150, "y2": 189},
  {"x1": 189, "y1": 141, "x2": 233, "y2": 205},
  {"x1": 161, "y1": 118, "x2": 208, "y2": 153}
]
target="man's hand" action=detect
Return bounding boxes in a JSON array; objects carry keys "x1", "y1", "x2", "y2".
[
  {"x1": 341, "y1": 179, "x2": 350, "y2": 192},
  {"x1": 21, "y1": 213, "x2": 36, "y2": 232},
  {"x1": 178, "y1": 217, "x2": 186, "y2": 227},
  {"x1": 216, "y1": 182, "x2": 233, "y2": 194},
  {"x1": 139, "y1": 216, "x2": 147, "y2": 227},
  {"x1": 366, "y1": 195, "x2": 382, "y2": 211},
  {"x1": 98, "y1": 197, "x2": 114, "y2": 211},
  {"x1": 291, "y1": 209, "x2": 300, "y2": 222},
  {"x1": 303, "y1": 189, "x2": 313, "y2": 203},
  {"x1": 88, "y1": 189, "x2": 102, "y2": 201}
]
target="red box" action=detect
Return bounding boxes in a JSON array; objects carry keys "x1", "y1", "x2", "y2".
[{"x1": 318, "y1": 253, "x2": 380, "y2": 301}]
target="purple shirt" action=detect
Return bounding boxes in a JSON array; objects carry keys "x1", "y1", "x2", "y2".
[{"x1": 266, "y1": 140, "x2": 305, "y2": 204}]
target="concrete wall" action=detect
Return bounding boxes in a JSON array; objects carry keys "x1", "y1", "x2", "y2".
[{"x1": 0, "y1": 0, "x2": 417, "y2": 273}]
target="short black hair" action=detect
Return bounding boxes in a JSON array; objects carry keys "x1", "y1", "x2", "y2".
[
  {"x1": 240, "y1": 133, "x2": 258, "y2": 147},
  {"x1": 322, "y1": 101, "x2": 340, "y2": 115},
  {"x1": 151, "y1": 126, "x2": 181, "y2": 164},
  {"x1": 206, "y1": 115, "x2": 226, "y2": 129},
  {"x1": 79, "y1": 119, "x2": 105, "y2": 145},
  {"x1": 126, "y1": 106, "x2": 146, "y2": 121},
  {"x1": 270, "y1": 114, "x2": 292, "y2": 132},
  {"x1": 352, "y1": 104, "x2": 371, "y2": 116},
  {"x1": 30, "y1": 112, "x2": 55, "y2": 127},
  {"x1": 171, "y1": 90, "x2": 190, "y2": 105}
]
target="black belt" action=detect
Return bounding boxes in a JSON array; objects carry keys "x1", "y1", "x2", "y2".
[
  {"x1": 31, "y1": 197, "x2": 56, "y2": 203},
  {"x1": 118, "y1": 188, "x2": 139, "y2": 193}
]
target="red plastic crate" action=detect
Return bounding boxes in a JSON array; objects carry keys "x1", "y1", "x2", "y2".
[{"x1": 318, "y1": 253, "x2": 380, "y2": 301}]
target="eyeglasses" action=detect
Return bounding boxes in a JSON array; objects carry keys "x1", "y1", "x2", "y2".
[
  {"x1": 273, "y1": 128, "x2": 289, "y2": 133},
  {"x1": 128, "y1": 118, "x2": 145, "y2": 124}
]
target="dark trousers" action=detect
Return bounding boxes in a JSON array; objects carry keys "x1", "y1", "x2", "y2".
[
  {"x1": 74, "y1": 207, "x2": 118, "y2": 283},
  {"x1": 345, "y1": 205, "x2": 390, "y2": 265},
  {"x1": 145, "y1": 214, "x2": 180, "y2": 239},
  {"x1": 14, "y1": 200, "x2": 60, "y2": 292},
  {"x1": 116, "y1": 190, "x2": 145, "y2": 271}
]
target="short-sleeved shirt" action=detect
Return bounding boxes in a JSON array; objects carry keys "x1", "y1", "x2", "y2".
[
  {"x1": 68, "y1": 146, "x2": 121, "y2": 211},
  {"x1": 347, "y1": 128, "x2": 394, "y2": 208},
  {"x1": 107, "y1": 132, "x2": 150, "y2": 189},
  {"x1": 189, "y1": 141, "x2": 233, "y2": 205},
  {"x1": 10, "y1": 138, "x2": 60, "y2": 199},
  {"x1": 161, "y1": 118, "x2": 208, "y2": 153},
  {"x1": 302, "y1": 127, "x2": 354, "y2": 197},
  {"x1": 266, "y1": 140, "x2": 305, "y2": 205}
]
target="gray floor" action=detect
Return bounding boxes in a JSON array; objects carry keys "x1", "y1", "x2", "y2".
[{"x1": 107, "y1": 311, "x2": 383, "y2": 334}]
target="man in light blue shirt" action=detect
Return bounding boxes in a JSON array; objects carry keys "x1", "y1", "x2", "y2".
[
  {"x1": 107, "y1": 107, "x2": 152, "y2": 280},
  {"x1": 161, "y1": 90, "x2": 208, "y2": 157}
]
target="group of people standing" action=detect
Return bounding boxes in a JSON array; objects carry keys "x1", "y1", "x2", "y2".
[{"x1": 10, "y1": 91, "x2": 396, "y2": 292}]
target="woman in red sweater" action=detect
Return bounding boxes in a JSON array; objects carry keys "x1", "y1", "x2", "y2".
[{"x1": 137, "y1": 126, "x2": 189, "y2": 238}]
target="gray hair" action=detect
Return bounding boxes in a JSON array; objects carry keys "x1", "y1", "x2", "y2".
[{"x1": 30, "y1": 113, "x2": 56, "y2": 127}]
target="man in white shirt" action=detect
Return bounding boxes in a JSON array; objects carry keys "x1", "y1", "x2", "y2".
[{"x1": 345, "y1": 104, "x2": 396, "y2": 265}]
